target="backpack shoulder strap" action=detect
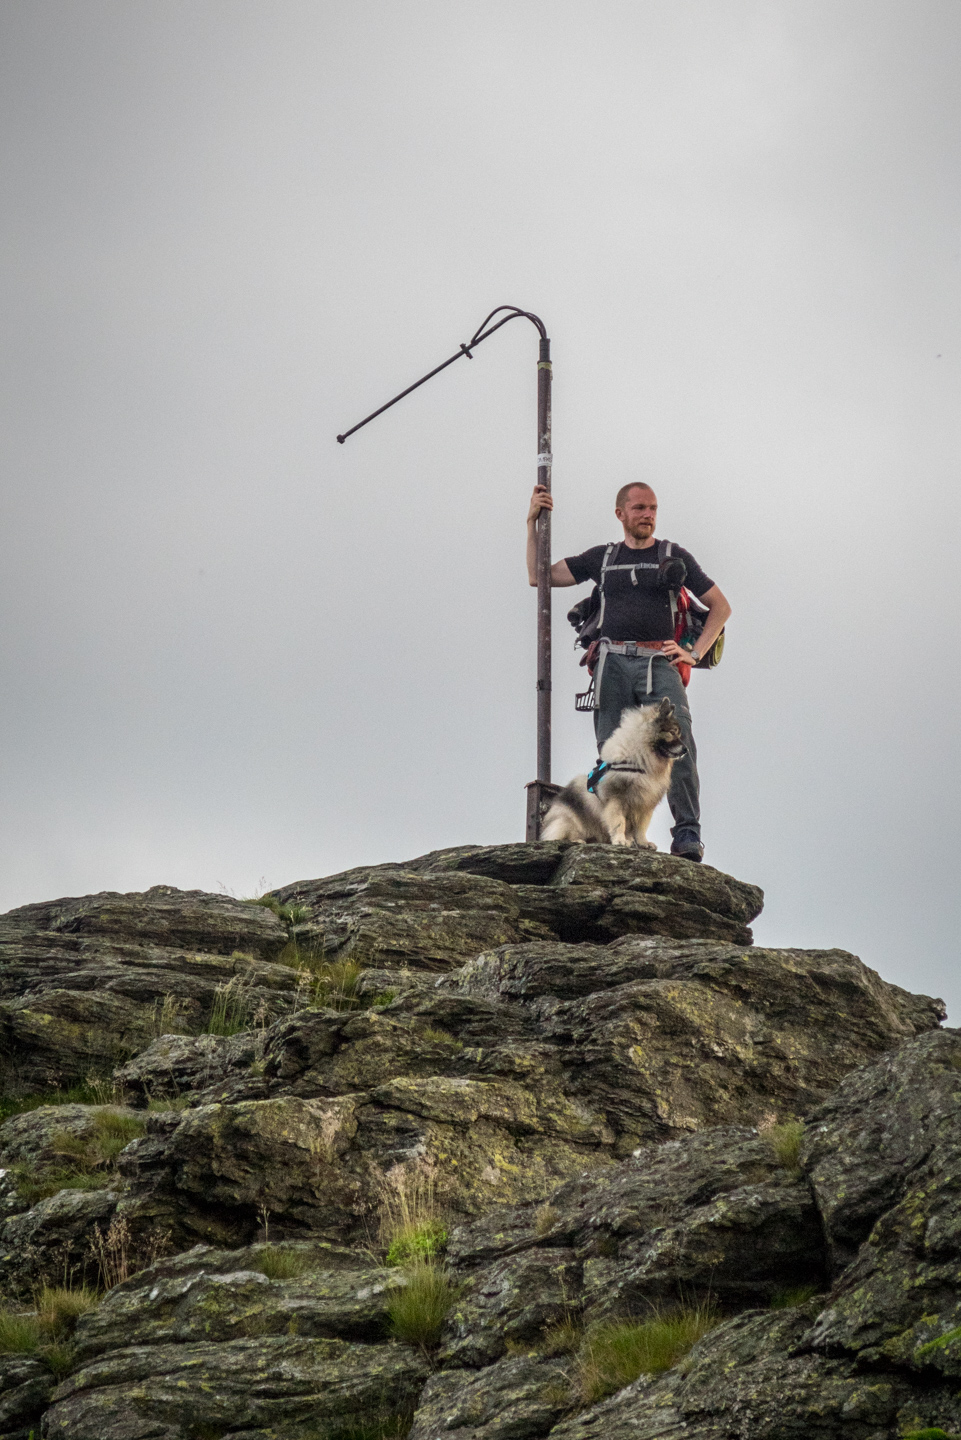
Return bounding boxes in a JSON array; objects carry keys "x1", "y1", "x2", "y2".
[
  {"x1": 658, "y1": 539, "x2": 678, "y2": 625},
  {"x1": 597, "y1": 542, "x2": 617, "y2": 633}
]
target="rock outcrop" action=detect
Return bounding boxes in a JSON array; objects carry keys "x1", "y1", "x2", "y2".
[{"x1": 0, "y1": 843, "x2": 954, "y2": 1440}]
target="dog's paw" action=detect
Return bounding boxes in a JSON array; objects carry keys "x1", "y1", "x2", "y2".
[{"x1": 632, "y1": 839, "x2": 657, "y2": 851}]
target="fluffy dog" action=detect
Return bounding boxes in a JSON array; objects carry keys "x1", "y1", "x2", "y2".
[{"x1": 541, "y1": 698, "x2": 686, "y2": 848}]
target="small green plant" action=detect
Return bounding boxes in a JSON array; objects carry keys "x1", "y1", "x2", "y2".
[
  {"x1": 252, "y1": 1246, "x2": 317, "y2": 1280},
  {"x1": 247, "y1": 894, "x2": 311, "y2": 925},
  {"x1": 51, "y1": 1109, "x2": 146, "y2": 1168},
  {"x1": 770, "y1": 1284, "x2": 821, "y2": 1309},
  {"x1": 386, "y1": 1220, "x2": 448, "y2": 1266},
  {"x1": 386, "y1": 1261, "x2": 456, "y2": 1348},
  {"x1": 903, "y1": 1429, "x2": 961, "y2": 1439},
  {"x1": 378, "y1": 1158, "x2": 448, "y2": 1265},
  {"x1": 758, "y1": 1117, "x2": 806, "y2": 1173},
  {"x1": 369, "y1": 989, "x2": 397, "y2": 1007},
  {"x1": 575, "y1": 1306, "x2": 720, "y2": 1405},
  {"x1": 917, "y1": 1326, "x2": 961, "y2": 1357}
]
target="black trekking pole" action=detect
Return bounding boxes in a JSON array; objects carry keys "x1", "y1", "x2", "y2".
[{"x1": 336, "y1": 305, "x2": 557, "y2": 840}]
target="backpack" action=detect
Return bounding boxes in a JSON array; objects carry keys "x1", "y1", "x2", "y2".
[{"x1": 567, "y1": 539, "x2": 725, "y2": 668}]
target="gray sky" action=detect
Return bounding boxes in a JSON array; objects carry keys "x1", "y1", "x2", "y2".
[{"x1": 2, "y1": 2, "x2": 959, "y2": 1014}]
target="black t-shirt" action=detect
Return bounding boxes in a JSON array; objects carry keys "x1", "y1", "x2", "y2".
[{"x1": 565, "y1": 541, "x2": 714, "y2": 642}]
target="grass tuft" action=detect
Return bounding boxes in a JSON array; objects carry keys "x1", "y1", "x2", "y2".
[
  {"x1": 535, "y1": 1203, "x2": 561, "y2": 1238},
  {"x1": 145, "y1": 1094, "x2": 193, "y2": 1112},
  {"x1": 35, "y1": 1285, "x2": 99, "y2": 1335},
  {"x1": 539, "y1": 1317, "x2": 583, "y2": 1355},
  {"x1": 575, "y1": 1306, "x2": 720, "y2": 1405},
  {"x1": 246, "y1": 894, "x2": 311, "y2": 926},
  {"x1": 770, "y1": 1284, "x2": 821, "y2": 1309},
  {"x1": 206, "y1": 975, "x2": 267, "y2": 1036},
  {"x1": 251, "y1": 1246, "x2": 317, "y2": 1280},
  {"x1": 0, "y1": 1310, "x2": 41, "y2": 1353},
  {"x1": 758, "y1": 1117, "x2": 806, "y2": 1173},
  {"x1": 386, "y1": 1261, "x2": 456, "y2": 1348},
  {"x1": 0, "y1": 1077, "x2": 124, "y2": 1125},
  {"x1": 0, "y1": 1283, "x2": 98, "y2": 1380},
  {"x1": 299, "y1": 958, "x2": 364, "y2": 1012},
  {"x1": 903, "y1": 1430, "x2": 961, "y2": 1439},
  {"x1": 378, "y1": 1159, "x2": 448, "y2": 1265},
  {"x1": 150, "y1": 992, "x2": 191, "y2": 1038}
]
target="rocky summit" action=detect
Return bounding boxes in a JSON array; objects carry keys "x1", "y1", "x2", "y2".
[{"x1": 0, "y1": 843, "x2": 956, "y2": 1440}]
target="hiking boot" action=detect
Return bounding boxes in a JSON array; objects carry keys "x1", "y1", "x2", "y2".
[{"x1": 670, "y1": 828, "x2": 704, "y2": 863}]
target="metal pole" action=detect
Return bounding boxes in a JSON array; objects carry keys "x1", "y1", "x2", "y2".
[
  {"x1": 335, "y1": 305, "x2": 558, "y2": 840},
  {"x1": 536, "y1": 337, "x2": 552, "y2": 782},
  {"x1": 524, "y1": 338, "x2": 559, "y2": 840}
]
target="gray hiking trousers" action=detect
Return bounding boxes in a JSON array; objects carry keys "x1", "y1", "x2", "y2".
[{"x1": 593, "y1": 648, "x2": 700, "y2": 838}]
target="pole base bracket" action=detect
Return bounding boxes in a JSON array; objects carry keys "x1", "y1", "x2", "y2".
[{"x1": 525, "y1": 780, "x2": 561, "y2": 841}]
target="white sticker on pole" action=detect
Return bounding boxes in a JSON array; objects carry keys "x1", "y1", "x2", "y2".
[{"x1": 537, "y1": 453, "x2": 553, "y2": 467}]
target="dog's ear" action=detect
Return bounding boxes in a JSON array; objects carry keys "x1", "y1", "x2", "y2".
[{"x1": 657, "y1": 697, "x2": 675, "y2": 719}]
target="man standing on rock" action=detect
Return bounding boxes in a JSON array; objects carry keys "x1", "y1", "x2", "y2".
[{"x1": 526, "y1": 482, "x2": 731, "y2": 862}]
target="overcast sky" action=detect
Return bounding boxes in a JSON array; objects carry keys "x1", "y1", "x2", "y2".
[{"x1": 2, "y1": 2, "x2": 959, "y2": 1015}]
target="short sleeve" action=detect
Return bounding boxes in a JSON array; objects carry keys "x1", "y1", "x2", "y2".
[
  {"x1": 677, "y1": 546, "x2": 714, "y2": 598},
  {"x1": 565, "y1": 545, "x2": 607, "y2": 585}
]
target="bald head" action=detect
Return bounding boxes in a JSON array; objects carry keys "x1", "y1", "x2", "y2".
[
  {"x1": 615, "y1": 482, "x2": 658, "y2": 546},
  {"x1": 615, "y1": 481, "x2": 656, "y2": 510}
]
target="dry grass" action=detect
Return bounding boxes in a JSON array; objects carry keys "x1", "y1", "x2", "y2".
[
  {"x1": 386, "y1": 1261, "x2": 457, "y2": 1348},
  {"x1": 539, "y1": 1317, "x2": 583, "y2": 1355},
  {"x1": 87, "y1": 1215, "x2": 171, "y2": 1291},
  {"x1": 575, "y1": 1306, "x2": 719, "y2": 1405},
  {"x1": 535, "y1": 1203, "x2": 561, "y2": 1237},
  {"x1": 150, "y1": 993, "x2": 191, "y2": 1037}
]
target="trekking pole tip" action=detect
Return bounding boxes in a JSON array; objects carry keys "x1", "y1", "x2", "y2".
[{"x1": 336, "y1": 434, "x2": 346, "y2": 444}]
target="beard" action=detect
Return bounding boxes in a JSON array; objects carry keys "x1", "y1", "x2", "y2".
[{"x1": 626, "y1": 519, "x2": 654, "y2": 542}]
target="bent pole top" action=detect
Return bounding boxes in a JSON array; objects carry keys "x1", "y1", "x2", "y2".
[
  {"x1": 335, "y1": 306, "x2": 547, "y2": 443},
  {"x1": 334, "y1": 305, "x2": 555, "y2": 840}
]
